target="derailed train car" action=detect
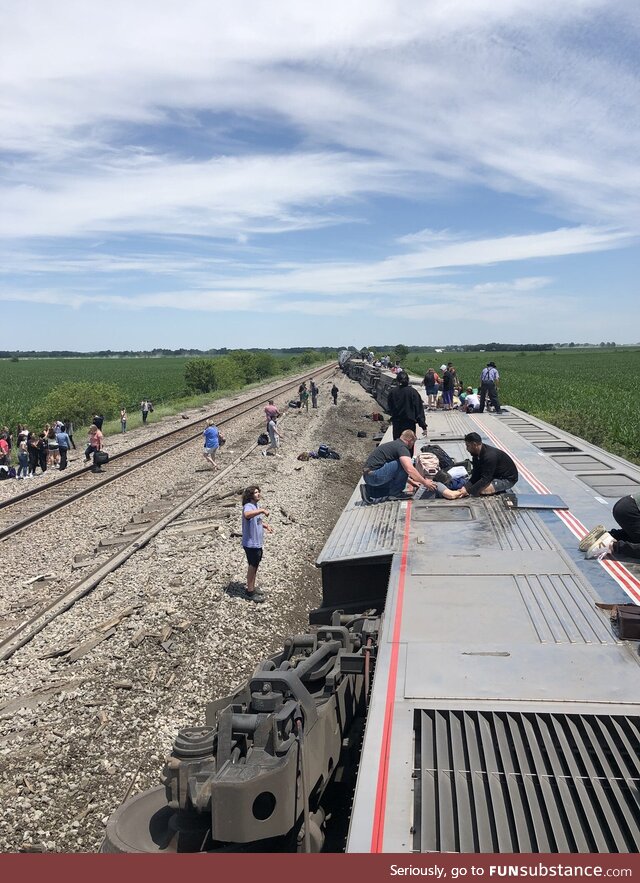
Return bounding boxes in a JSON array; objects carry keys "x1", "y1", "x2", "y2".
[{"x1": 103, "y1": 370, "x2": 640, "y2": 854}]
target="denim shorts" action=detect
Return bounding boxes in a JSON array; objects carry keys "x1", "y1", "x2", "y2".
[{"x1": 204, "y1": 446, "x2": 218, "y2": 454}]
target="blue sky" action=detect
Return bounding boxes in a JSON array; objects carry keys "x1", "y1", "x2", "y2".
[{"x1": 1, "y1": 1, "x2": 639, "y2": 350}]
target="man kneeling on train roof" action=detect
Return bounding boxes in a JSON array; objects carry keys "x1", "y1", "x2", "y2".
[
  {"x1": 361, "y1": 430, "x2": 438, "y2": 502},
  {"x1": 455, "y1": 432, "x2": 518, "y2": 498}
]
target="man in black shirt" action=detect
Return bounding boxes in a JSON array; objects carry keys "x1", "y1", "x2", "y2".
[
  {"x1": 361, "y1": 430, "x2": 437, "y2": 501},
  {"x1": 458, "y1": 432, "x2": 518, "y2": 497},
  {"x1": 387, "y1": 371, "x2": 427, "y2": 440}
]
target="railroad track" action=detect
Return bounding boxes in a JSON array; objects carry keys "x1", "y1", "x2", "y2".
[
  {"x1": 0, "y1": 363, "x2": 336, "y2": 541},
  {"x1": 0, "y1": 363, "x2": 337, "y2": 660}
]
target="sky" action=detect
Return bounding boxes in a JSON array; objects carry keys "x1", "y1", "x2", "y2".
[{"x1": 1, "y1": 1, "x2": 639, "y2": 351}]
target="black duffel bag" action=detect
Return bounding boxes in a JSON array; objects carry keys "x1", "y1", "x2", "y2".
[
  {"x1": 616, "y1": 604, "x2": 640, "y2": 640},
  {"x1": 94, "y1": 450, "x2": 109, "y2": 465}
]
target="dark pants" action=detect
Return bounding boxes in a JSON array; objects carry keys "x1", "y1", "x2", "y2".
[
  {"x1": 28, "y1": 451, "x2": 38, "y2": 474},
  {"x1": 85, "y1": 444, "x2": 98, "y2": 462},
  {"x1": 68, "y1": 434, "x2": 76, "y2": 450},
  {"x1": 142, "y1": 411, "x2": 148, "y2": 423},
  {"x1": 332, "y1": 395, "x2": 337, "y2": 405},
  {"x1": 611, "y1": 496, "x2": 640, "y2": 559},
  {"x1": 311, "y1": 395, "x2": 318, "y2": 408},
  {"x1": 38, "y1": 449, "x2": 47, "y2": 472},
  {"x1": 391, "y1": 420, "x2": 420, "y2": 444},
  {"x1": 59, "y1": 447, "x2": 68, "y2": 470},
  {"x1": 479, "y1": 381, "x2": 501, "y2": 413}
]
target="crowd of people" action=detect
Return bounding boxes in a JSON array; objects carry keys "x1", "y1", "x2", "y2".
[
  {"x1": 0, "y1": 397, "x2": 163, "y2": 482},
  {"x1": 1, "y1": 420, "x2": 78, "y2": 479},
  {"x1": 419, "y1": 361, "x2": 503, "y2": 414}
]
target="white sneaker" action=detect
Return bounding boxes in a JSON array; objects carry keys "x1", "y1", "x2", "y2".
[
  {"x1": 584, "y1": 532, "x2": 615, "y2": 559},
  {"x1": 578, "y1": 525, "x2": 606, "y2": 552}
]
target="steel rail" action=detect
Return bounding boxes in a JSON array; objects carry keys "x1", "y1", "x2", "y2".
[
  {"x1": 0, "y1": 363, "x2": 335, "y2": 541},
  {"x1": 0, "y1": 431, "x2": 262, "y2": 661}
]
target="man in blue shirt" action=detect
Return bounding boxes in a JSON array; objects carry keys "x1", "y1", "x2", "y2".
[
  {"x1": 55, "y1": 427, "x2": 72, "y2": 471},
  {"x1": 478, "y1": 362, "x2": 502, "y2": 414},
  {"x1": 202, "y1": 420, "x2": 224, "y2": 471}
]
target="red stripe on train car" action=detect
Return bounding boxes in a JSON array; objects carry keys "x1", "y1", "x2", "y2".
[{"x1": 370, "y1": 502, "x2": 413, "y2": 853}]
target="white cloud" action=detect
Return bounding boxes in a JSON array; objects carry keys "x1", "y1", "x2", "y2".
[{"x1": 1, "y1": 1, "x2": 639, "y2": 346}]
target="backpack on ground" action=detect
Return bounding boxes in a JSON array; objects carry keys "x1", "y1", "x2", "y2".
[
  {"x1": 420, "y1": 443, "x2": 454, "y2": 470},
  {"x1": 317, "y1": 444, "x2": 341, "y2": 460},
  {"x1": 288, "y1": 400, "x2": 301, "y2": 409},
  {"x1": 357, "y1": 431, "x2": 368, "y2": 438},
  {"x1": 257, "y1": 433, "x2": 269, "y2": 445},
  {"x1": 8, "y1": 466, "x2": 16, "y2": 479}
]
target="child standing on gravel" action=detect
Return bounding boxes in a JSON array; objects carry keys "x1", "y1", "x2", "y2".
[{"x1": 241, "y1": 485, "x2": 273, "y2": 603}]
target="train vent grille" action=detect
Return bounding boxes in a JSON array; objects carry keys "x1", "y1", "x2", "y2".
[{"x1": 413, "y1": 709, "x2": 640, "y2": 853}]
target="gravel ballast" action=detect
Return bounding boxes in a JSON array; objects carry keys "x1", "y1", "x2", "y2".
[{"x1": 0, "y1": 373, "x2": 384, "y2": 852}]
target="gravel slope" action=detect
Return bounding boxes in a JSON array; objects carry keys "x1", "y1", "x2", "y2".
[{"x1": 0, "y1": 373, "x2": 383, "y2": 852}]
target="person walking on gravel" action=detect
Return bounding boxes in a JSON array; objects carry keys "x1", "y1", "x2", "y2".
[
  {"x1": 241, "y1": 485, "x2": 273, "y2": 602},
  {"x1": 264, "y1": 399, "x2": 280, "y2": 426},
  {"x1": 141, "y1": 399, "x2": 150, "y2": 424},
  {"x1": 331, "y1": 384, "x2": 339, "y2": 405},
  {"x1": 85, "y1": 424, "x2": 104, "y2": 472},
  {"x1": 203, "y1": 419, "x2": 224, "y2": 470},
  {"x1": 266, "y1": 416, "x2": 282, "y2": 454},
  {"x1": 55, "y1": 424, "x2": 71, "y2": 471},
  {"x1": 310, "y1": 378, "x2": 319, "y2": 408},
  {"x1": 120, "y1": 407, "x2": 127, "y2": 433}
]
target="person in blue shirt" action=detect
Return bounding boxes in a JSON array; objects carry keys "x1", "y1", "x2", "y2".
[
  {"x1": 241, "y1": 485, "x2": 273, "y2": 602},
  {"x1": 478, "y1": 362, "x2": 503, "y2": 414},
  {"x1": 203, "y1": 419, "x2": 224, "y2": 471},
  {"x1": 55, "y1": 427, "x2": 72, "y2": 471}
]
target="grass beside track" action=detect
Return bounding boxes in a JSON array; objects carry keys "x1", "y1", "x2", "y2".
[
  {"x1": 0, "y1": 355, "x2": 326, "y2": 435},
  {"x1": 405, "y1": 348, "x2": 640, "y2": 466}
]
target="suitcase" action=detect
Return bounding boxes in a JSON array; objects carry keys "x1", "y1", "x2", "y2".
[{"x1": 616, "y1": 604, "x2": 640, "y2": 640}]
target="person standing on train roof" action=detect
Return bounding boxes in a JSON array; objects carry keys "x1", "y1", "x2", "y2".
[
  {"x1": 456, "y1": 432, "x2": 518, "y2": 497},
  {"x1": 422, "y1": 367, "x2": 440, "y2": 411},
  {"x1": 387, "y1": 370, "x2": 427, "y2": 441},
  {"x1": 478, "y1": 362, "x2": 503, "y2": 414},
  {"x1": 360, "y1": 430, "x2": 438, "y2": 502},
  {"x1": 441, "y1": 364, "x2": 456, "y2": 411}
]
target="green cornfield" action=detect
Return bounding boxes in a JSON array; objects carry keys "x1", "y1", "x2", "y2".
[
  {"x1": 0, "y1": 357, "x2": 193, "y2": 430},
  {"x1": 405, "y1": 349, "x2": 640, "y2": 466}
]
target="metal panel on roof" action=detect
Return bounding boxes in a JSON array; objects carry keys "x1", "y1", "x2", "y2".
[
  {"x1": 404, "y1": 642, "x2": 640, "y2": 702},
  {"x1": 414, "y1": 709, "x2": 640, "y2": 853},
  {"x1": 551, "y1": 454, "x2": 614, "y2": 471},
  {"x1": 315, "y1": 499, "x2": 402, "y2": 566},
  {"x1": 578, "y1": 473, "x2": 640, "y2": 497},
  {"x1": 401, "y1": 569, "x2": 613, "y2": 645}
]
